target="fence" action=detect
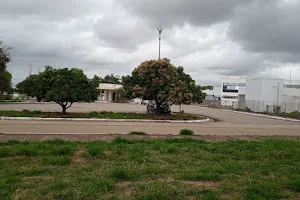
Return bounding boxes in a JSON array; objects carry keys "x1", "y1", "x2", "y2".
[
  {"x1": 243, "y1": 100, "x2": 300, "y2": 114},
  {"x1": 202, "y1": 99, "x2": 300, "y2": 118}
]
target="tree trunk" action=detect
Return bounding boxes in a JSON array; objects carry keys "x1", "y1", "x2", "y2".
[
  {"x1": 62, "y1": 105, "x2": 67, "y2": 114},
  {"x1": 155, "y1": 100, "x2": 162, "y2": 114}
]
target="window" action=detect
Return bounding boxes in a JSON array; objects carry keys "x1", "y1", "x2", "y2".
[
  {"x1": 222, "y1": 95, "x2": 238, "y2": 99},
  {"x1": 223, "y1": 82, "x2": 246, "y2": 93}
]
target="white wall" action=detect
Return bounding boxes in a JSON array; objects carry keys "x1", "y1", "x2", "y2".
[
  {"x1": 261, "y1": 79, "x2": 284, "y2": 102},
  {"x1": 98, "y1": 83, "x2": 122, "y2": 90},
  {"x1": 221, "y1": 77, "x2": 246, "y2": 106},
  {"x1": 244, "y1": 78, "x2": 300, "y2": 112},
  {"x1": 245, "y1": 79, "x2": 262, "y2": 101}
]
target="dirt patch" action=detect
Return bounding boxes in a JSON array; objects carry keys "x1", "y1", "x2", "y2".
[
  {"x1": 118, "y1": 179, "x2": 220, "y2": 190},
  {"x1": 181, "y1": 180, "x2": 220, "y2": 189},
  {"x1": 1, "y1": 134, "x2": 300, "y2": 142},
  {"x1": 72, "y1": 148, "x2": 87, "y2": 164},
  {"x1": 22, "y1": 176, "x2": 54, "y2": 184}
]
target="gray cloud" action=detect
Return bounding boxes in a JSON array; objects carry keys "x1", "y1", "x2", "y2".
[
  {"x1": 0, "y1": 0, "x2": 300, "y2": 95},
  {"x1": 229, "y1": 0, "x2": 300, "y2": 55},
  {"x1": 119, "y1": 0, "x2": 249, "y2": 27}
]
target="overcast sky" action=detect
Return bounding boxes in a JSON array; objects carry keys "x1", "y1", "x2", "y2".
[{"x1": 1, "y1": 0, "x2": 300, "y2": 94}]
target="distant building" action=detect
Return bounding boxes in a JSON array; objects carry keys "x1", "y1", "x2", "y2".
[
  {"x1": 221, "y1": 77, "x2": 246, "y2": 106},
  {"x1": 221, "y1": 77, "x2": 300, "y2": 113},
  {"x1": 97, "y1": 83, "x2": 122, "y2": 102},
  {"x1": 243, "y1": 78, "x2": 300, "y2": 113},
  {"x1": 205, "y1": 94, "x2": 220, "y2": 101}
]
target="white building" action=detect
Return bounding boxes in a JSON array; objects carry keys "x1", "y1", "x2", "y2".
[
  {"x1": 97, "y1": 83, "x2": 122, "y2": 102},
  {"x1": 221, "y1": 77, "x2": 246, "y2": 107},
  {"x1": 244, "y1": 78, "x2": 300, "y2": 113}
]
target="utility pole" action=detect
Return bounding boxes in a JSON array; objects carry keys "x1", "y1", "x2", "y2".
[
  {"x1": 272, "y1": 82, "x2": 280, "y2": 113},
  {"x1": 290, "y1": 70, "x2": 292, "y2": 85},
  {"x1": 157, "y1": 25, "x2": 163, "y2": 59}
]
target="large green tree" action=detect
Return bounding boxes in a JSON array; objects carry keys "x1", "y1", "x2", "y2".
[
  {"x1": 0, "y1": 41, "x2": 12, "y2": 97},
  {"x1": 123, "y1": 59, "x2": 192, "y2": 113},
  {"x1": 176, "y1": 66, "x2": 213, "y2": 104},
  {"x1": 16, "y1": 74, "x2": 40, "y2": 100},
  {"x1": 123, "y1": 59, "x2": 213, "y2": 113},
  {"x1": 100, "y1": 73, "x2": 121, "y2": 84},
  {"x1": 19, "y1": 66, "x2": 99, "y2": 114}
]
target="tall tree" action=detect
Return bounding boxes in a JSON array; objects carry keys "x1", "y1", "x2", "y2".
[
  {"x1": 16, "y1": 74, "x2": 39, "y2": 99},
  {"x1": 0, "y1": 41, "x2": 12, "y2": 97},
  {"x1": 176, "y1": 67, "x2": 213, "y2": 104},
  {"x1": 100, "y1": 73, "x2": 121, "y2": 84},
  {"x1": 19, "y1": 66, "x2": 99, "y2": 114},
  {"x1": 123, "y1": 58, "x2": 194, "y2": 114},
  {"x1": 91, "y1": 75, "x2": 101, "y2": 88}
]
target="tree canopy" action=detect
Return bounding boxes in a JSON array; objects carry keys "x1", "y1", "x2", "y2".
[
  {"x1": 17, "y1": 66, "x2": 99, "y2": 114},
  {"x1": 122, "y1": 58, "x2": 212, "y2": 114},
  {"x1": 100, "y1": 73, "x2": 121, "y2": 84},
  {"x1": 0, "y1": 41, "x2": 12, "y2": 97}
]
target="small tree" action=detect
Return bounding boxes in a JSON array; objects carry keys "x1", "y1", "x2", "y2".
[
  {"x1": 19, "y1": 66, "x2": 99, "y2": 114},
  {"x1": 0, "y1": 41, "x2": 12, "y2": 98}
]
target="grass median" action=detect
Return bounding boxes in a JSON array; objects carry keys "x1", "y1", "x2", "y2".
[
  {"x1": 0, "y1": 110, "x2": 205, "y2": 120},
  {"x1": 1, "y1": 138, "x2": 299, "y2": 200}
]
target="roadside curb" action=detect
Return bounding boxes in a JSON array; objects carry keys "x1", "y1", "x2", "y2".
[
  {"x1": 0, "y1": 116, "x2": 210, "y2": 123},
  {"x1": 222, "y1": 110, "x2": 300, "y2": 123}
]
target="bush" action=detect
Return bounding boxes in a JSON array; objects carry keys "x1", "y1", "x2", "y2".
[
  {"x1": 245, "y1": 107, "x2": 251, "y2": 112},
  {"x1": 179, "y1": 129, "x2": 194, "y2": 135},
  {"x1": 129, "y1": 131, "x2": 147, "y2": 135},
  {"x1": 88, "y1": 111, "x2": 99, "y2": 118}
]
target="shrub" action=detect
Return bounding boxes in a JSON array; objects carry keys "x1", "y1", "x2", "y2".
[
  {"x1": 179, "y1": 129, "x2": 194, "y2": 135},
  {"x1": 129, "y1": 131, "x2": 147, "y2": 135},
  {"x1": 245, "y1": 107, "x2": 251, "y2": 112},
  {"x1": 88, "y1": 111, "x2": 99, "y2": 118}
]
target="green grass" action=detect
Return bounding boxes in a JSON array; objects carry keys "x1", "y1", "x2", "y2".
[
  {"x1": 129, "y1": 131, "x2": 147, "y2": 135},
  {"x1": 0, "y1": 138, "x2": 300, "y2": 199},
  {"x1": 279, "y1": 111, "x2": 300, "y2": 119},
  {"x1": 41, "y1": 156, "x2": 72, "y2": 166},
  {"x1": 0, "y1": 110, "x2": 204, "y2": 120},
  {"x1": 179, "y1": 128, "x2": 194, "y2": 135},
  {"x1": 0, "y1": 99, "x2": 24, "y2": 103}
]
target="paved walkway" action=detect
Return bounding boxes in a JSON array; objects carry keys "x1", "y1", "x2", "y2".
[{"x1": 0, "y1": 103, "x2": 299, "y2": 139}]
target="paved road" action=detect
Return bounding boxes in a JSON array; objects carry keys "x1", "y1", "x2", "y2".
[
  {"x1": 0, "y1": 120, "x2": 299, "y2": 136},
  {"x1": 0, "y1": 103, "x2": 299, "y2": 137}
]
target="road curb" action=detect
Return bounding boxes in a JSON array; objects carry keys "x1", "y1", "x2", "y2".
[
  {"x1": 222, "y1": 110, "x2": 300, "y2": 122},
  {"x1": 0, "y1": 116, "x2": 210, "y2": 123}
]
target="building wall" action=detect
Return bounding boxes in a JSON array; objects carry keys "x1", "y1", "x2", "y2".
[
  {"x1": 243, "y1": 78, "x2": 300, "y2": 113},
  {"x1": 98, "y1": 83, "x2": 122, "y2": 102},
  {"x1": 221, "y1": 77, "x2": 246, "y2": 106}
]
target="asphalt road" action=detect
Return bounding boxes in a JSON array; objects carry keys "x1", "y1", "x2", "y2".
[{"x1": 0, "y1": 103, "x2": 299, "y2": 138}]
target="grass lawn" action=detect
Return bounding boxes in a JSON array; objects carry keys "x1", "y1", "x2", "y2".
[
  {"x1": 0, "y1": 99, "x2": 24, "y2": 103},
  {"x1": 279, "y1": 111, "x2": 300, "y2": 119},
  {"x1": 0, "y1": 110, "x2": 205, "y2": 120},
  {"x1": 1, "y1": 138, "x2": 299, "y2": 200}
]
